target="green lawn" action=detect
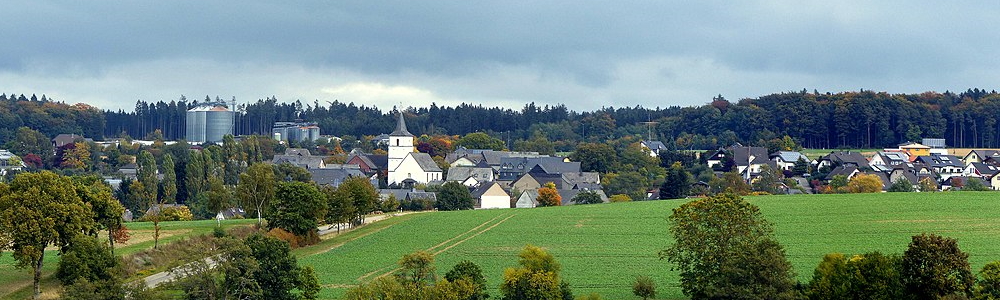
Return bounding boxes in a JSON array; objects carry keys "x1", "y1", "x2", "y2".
[
  {"x1": 0, "y1": 219, "x2": 255, "y2": 300},
  {"x1": 298, "y1": 192, "x2": 1000, "y2": 300}
]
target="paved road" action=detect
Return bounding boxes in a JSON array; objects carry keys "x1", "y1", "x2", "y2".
[{"x1": 142, "y1": 213, "x2": 400, "y2": 288}]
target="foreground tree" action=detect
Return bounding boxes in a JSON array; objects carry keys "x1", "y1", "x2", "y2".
[
  {"x1": 0, "y1": 171, "x2": 95, "y2": 299},
  {"x1": 270, "y1": 181, "x2": 328, "y2": 238},
  {"x1": 901, "y1": 233, "x2": 974, "y2": 299},
  {"x1": 500, "y1": 245, "x2": 573, "y2": 300},
  {"x1": 633, "y1": 276, "x2": 656, "y2": 300},
  {"x1": 445, "y1": 260, "x2": 489, "y2": 300},
  {"x1": 660, "y1": 193, "x2": 798, "y2": 299},
  {"x1": 976, "y1": 261, "x2": 1000, "y2": 300}
]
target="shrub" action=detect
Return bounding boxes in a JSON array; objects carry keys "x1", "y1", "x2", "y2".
[
  {"x1": 161, "y1": 205, "x2": 194, "y2": 221},
  {"x1": 609, "y1": 194, "x2": 631, "y2": 203},
  {"x1": 633, "y1": 276, "x2": 656, "y2": 300}
]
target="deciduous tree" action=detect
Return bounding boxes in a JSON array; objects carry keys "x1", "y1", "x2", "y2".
[
  {"x1": 846, "y1": 173, "x2": 883, "y2": 193},
  {"x1": 660, "y1": 193, "x2": 798, "y2": 299},
  {"x1": 901, "y1": 233, "x2": 974, "y2": 299},
  {"x1": 270, "y1": 181, "x2": 327, "y2": 237},
  {"x1": 0, "y1": 171, "x2": 95, "y2": 299},
  {"x1": 437, "y1": 181, "x2": 475, "y2": 211},
  {"x1": 537, "y1": 182, "x2": 562, "y2": 207},
  {"x1": 500, "y1": 245, "x2": 573, "y2": 300},
  {"x1": 238, "y1": 162, "x2": 277, "y2": 227}
]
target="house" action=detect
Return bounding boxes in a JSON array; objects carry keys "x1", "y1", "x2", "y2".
[
  {"x1": 706, "y1": 145, "x2": 770, "y2": 177},
  {"x1": 898, "y1": 142, "x2": 931, "y2": 158},
  {"x1": 869, "y1": 151, "x2": 910, "y2": 169},
  {"x1": 560, "y1": 189, "x2": 608, "y2": 205},
  {"x1": 922, "y1": 138, "x2": 948, "y2": 155},
  {"x1": 770, "y1": 151, "x2": 808, "y2": 171},
  {"x1": 0, "y1": 149, "x2": 25, "y2": 175},
  {"x1": 52, "y1": 134, "x2": 91, "y2": 148},
  {"x1": 216, "y1": 207, "x2": 246, "y2": 220},
  {"x1": 283, "y1": 148, "x2": 311, "y2": 156},
  {"x1": 817, "y1": 151, "x2": 870, "y2": 170},
  {"x1": 511, "y1": 172, "x2": 568, "y2": 191},
  {"x1": 380, "y1": 189, "x2": 437, "y2": 205},
  {"x1": 309, "y1": 165, "x2": 366, "y2": 188},
  {"x1": 144, "y1": 204, "x2": 183, "y2": 217},
  {"x1": 888, "y1": 167, "x2": 919, "y2": 187},
  {"x1": 272, "y1": 155, "x2": 326, "y2": 169},
  {"x1": 514, "y1": 190, "x2": 539, "y2": 208},
  {"x1": 561, "y1": 172, "x2": 602, "y2": 189},
  {"x1": 345, "y1": 150, "x2": 388, "y2": 177},
  {"x1": 118, "y1": 163, "x2": 139, "y2": 180},
  {"x1": 991, "y1": 172, "x2": 1000, "y2": 190},
  {"x1": 825, "y1": 165, "x2": 859, "y2": 181},
  {"x1": 964, "y1": 162, "x2": 999, "y2": 179},
  {"x1": 941, "y1": 176, "x2": 983, "y2": 191},
  {"x1": 498, "y1": 156, "x2": 579, "y2": 181},
  {"x1": 446, "y1": 165, "x2": 496, "y2": 186},
  {"x1": 472, "y1": 182, "x2": 511, "y2": 209},
  {"x1": 640, "y1": 140, "x2": 668, "y2": 157},
  {"x1": 914, "y1": 154, "x2": 964, "y2": 180},
  {"x1": 963, "y1": 150, "x2": 1000, "y2": 165}
]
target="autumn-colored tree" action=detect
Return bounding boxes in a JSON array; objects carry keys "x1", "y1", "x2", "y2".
[
  {"x1": 536, "y1": 182, "x2": 562, "y2": 207},
  {"x1": 609, "y1": 194, "x2": 632, "y2": 202},
  {"x1": 0, "y1": 171, "x2": 95, "y2": 299},
  {"x1": 846, "y1": 173, "x2": 883, "y2": 193},
  {"x1": 501, "y1": 245, "x2": 573, "y2": 300},
  {"x1": 918, "y1": 177, "x2": 938, "y2": 192}
]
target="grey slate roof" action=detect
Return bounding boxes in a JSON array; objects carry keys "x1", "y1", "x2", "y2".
[
  {"x1": 561, "y1": 172, "x2": 601, "y2": 186},
  {"x1": 411, "y1": 153, "x2": 443, "y2": 172},
  {"x1": 821, "y1": 151, "x2": 870, "y2": 168},
  {"x1": 643, "y1": 140, "x2": 667, "y2": 151},
  {"x1": 915, "y1": 154, "x2": 963, "y2": 168},
  {"x1": 922, "y1": 138, "x2": 947, "y2": 148},
  {"x1": 826, "y1": 165, "x2": 859, "y2": 180},
  {"x1": 446, "y1": 166, "x2": 495, "y2": 182},
  {"x1": 969, "y1": 162, "x2": 999, "y2": 175},
  {"x1": 772, "y1": 151, "x2": 808, "y2": 163},
  {"x1": 309, "y1": 165, "x2": 366, "y2": 187},
  {"x1": 272, "y1": 155, "x2": 325, "y2": 169},
  {"x1": 284, "y1": 148, "x2": 311, "y2": 156}
]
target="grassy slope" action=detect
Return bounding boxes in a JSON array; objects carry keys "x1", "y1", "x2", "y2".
[
  {"x1": 299, "y1": 192, "x2": 1000, "y2": 300},
  {"x1": 0, "y1": 219, "x2": 255, "y2": 300}
]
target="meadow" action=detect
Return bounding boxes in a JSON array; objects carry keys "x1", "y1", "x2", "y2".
[
  {"x1": 298, "y1": 192, "x2": 1000, "y2": 300},
  {"x1": 0, "y1": 219, "x2": 256, "y2": 300}
]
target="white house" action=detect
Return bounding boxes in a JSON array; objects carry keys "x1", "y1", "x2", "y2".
[{"x1": 473, "y1": 182, "x2": 511, "y2": 209}]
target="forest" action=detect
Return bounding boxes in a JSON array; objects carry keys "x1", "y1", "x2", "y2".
[{"x1": 2, "y1": 88, "x2": 1000, "y2": 150}]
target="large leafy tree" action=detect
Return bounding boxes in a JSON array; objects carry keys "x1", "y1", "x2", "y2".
[
  {"x1": 0, "y1": 171, "x2": 95, "y2": 299},
  {"x1": 326, "y1": 176, "x2": 375, "y2": 225},
  {"x1": 437, "y1": 181, "x2": 475, "y2": 211},
  {"x1": 457, "y1": 132, "x2": 505, "y2": 151},
  {"x1": 570, "y1": 142, "x2": 616, "y2": 173},
  {"x1": 72, "y1": 175, "x2": 126, "y2": 253},
  {"x1": 901, "y1": 233, "x2": 974, "y2": 299},
  {"x1": 270, "y1": 181, "x2": 328, "y2": 237},
  {"x1": 660, "y1": 193, "x2": 798, "y2": 299},
  {"x1": 5, "y1": 126, "x2": 53, "y2": 159},
  {"x1": 238, "y1": 162, "x2": 277, "y2": 227},
  {"x1": 246, "y1": 234, "x2": 306, "y2": 300},
  {"x1": 161, "y1": 154, "x2": 177, "y2": 203}
]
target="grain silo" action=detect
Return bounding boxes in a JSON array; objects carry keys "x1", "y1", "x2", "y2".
[{"x1": 186, "y1": 103, "x2": 234, "y2": 143}]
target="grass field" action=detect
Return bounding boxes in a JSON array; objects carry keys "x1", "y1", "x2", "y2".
[
  {"x1": 0, "y1": 219, "x2": 255, "y2": 300},
  {"x1": 297, "y1": 192, "x2": 1000, "y2": 300}
]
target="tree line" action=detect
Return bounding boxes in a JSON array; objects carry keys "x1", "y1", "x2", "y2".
[{"x1": 4, "y1": 88, "x2": 1000, "y2": 151}]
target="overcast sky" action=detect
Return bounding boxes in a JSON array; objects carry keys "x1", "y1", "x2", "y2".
[{"x1": 3, "y1": 1, "x2": 998, "y2": 112}]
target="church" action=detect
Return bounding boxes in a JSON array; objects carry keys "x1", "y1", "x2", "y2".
[{"x1": 386, "y1": 110, "x2": 443, "y2": 186}]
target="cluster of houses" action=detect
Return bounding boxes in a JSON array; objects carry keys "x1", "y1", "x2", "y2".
[
  {"x1": 273, "y1": 111, "x2": 607, "y2": 209},
  {"x1": 707, "y1": 138, "x2": 1000, "y2": 192}
]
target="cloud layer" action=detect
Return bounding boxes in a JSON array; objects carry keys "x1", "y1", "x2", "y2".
[{"x1": 3, "y1": 1, "x2": 999, "y2": 111}]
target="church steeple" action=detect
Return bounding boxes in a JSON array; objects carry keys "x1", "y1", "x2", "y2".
[{"x1": 390, "y1": 110, "x2": 412, "y2": 137}]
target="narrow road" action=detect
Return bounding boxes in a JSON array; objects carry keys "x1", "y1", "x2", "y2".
[{"x1": 142, "y1": 212, "x2": 402, "y2": 288}]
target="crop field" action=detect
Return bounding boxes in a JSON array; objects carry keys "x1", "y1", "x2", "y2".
[
  {"x1": 0, "y1": 219, "x2": 255, "y2": 300},
  {"x1": 299, "y1": 192, "x2": 1000, "y2": 300}
]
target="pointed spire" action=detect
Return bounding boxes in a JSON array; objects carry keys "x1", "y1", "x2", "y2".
[{"x1": 390, "y1": 109, "x2": 413, "y2": 137}]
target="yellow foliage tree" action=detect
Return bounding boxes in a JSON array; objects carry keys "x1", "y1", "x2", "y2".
[
  {"x1": 536, "y1": 182, "x2": 562, "y2": 207},
  {"x1": 846, "y1": 173, "x2": 883, "y2": 193}
]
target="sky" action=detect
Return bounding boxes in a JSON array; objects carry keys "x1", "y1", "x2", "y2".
[{"x1": 2, "y1": 1, "x2": 999, "y2": 112}]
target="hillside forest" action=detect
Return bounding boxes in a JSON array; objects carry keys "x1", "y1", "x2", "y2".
[{"x1": 2, "y1": 88, "x2": 1000, "y2": 151}]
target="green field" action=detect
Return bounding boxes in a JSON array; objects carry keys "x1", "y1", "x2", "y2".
[
  {"x1": 298, "y1": 192, "x2": 1000, "y2": 300},
  {"x1": 0, "y1": 219, "x2": 255, "y2": 300}
]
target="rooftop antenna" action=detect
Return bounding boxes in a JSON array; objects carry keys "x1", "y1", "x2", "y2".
[{"x1": 640, "y1": 121, "x2": 658, "y2": 141}]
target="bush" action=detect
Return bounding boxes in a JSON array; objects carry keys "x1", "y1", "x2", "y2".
[
  {"x1": 633, "y1": 276, "x2": 656, "y2": 300},
  {"x1": 401, "y1": 198, "x2": 435, "y2": 211},
  {"x1": 266, "y1": 227, "x2": 320, "y2": 249},
  {"x1": 609, "y1": 194, "x2": 631, "y2": 203}
]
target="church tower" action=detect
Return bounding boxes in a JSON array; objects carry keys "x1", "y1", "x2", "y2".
[{"x1": 387, "y1": 110, "x2": 414, "y2": 173}]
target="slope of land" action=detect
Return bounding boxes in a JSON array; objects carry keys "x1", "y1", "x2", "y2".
[{"x1": 297, "y1": 192, "x2": 1000, "y2": 300}]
